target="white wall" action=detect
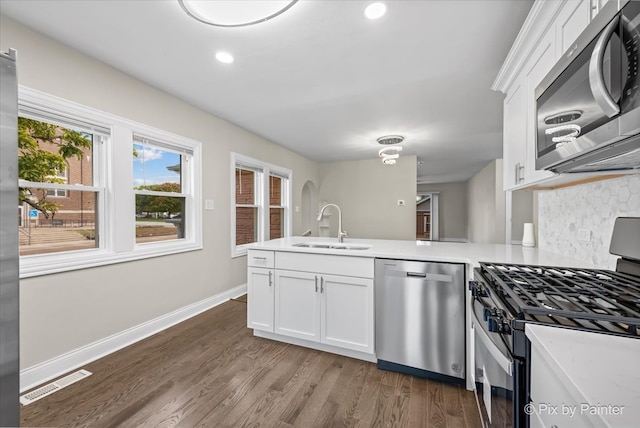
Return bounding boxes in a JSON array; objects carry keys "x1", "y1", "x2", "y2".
[
  {"x1": 1, "y1": 15, "x2": 320, "y2": 369},
  {"x1": 318, "y1": 156, "x2": 417, "y2": 240},
  {"x1": 538, "y1": 174, "x2": 640, "y2": 269},
  {"x1": 417, "y1": 182, "x2": 468, "y2": 241},
  {"x1": 466, "y1": 160, "x2": 506, "y2": 244}
]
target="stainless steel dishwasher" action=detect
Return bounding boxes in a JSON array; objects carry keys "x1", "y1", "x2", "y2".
[{"x1": 375, "y1": 258, "x2": 465, "y2": 383}]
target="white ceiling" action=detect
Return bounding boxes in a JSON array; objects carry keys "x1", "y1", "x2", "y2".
[{"x1": 1, "y1": 0, "x2": 533, "y2": 183}]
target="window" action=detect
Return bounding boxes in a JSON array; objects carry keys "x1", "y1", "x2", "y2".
[
  {"x1": 235, "y1": 167, "x2": 261, "y2": 246},
  {"x1": 18, "y1": 114, "x2": 102, "y2": 257},
  {"x1": 269, "y1": 173, "x2": 287, "y2": 240},
  {"x1": 18, "y1": 87, "x2": 202, "y2": 278},
  {"x1": 231, "y1": 153, "x2": 291, "y2": 257},
  {"x1": 45, "y1": 166, "x2": 68, "y2": 197},
  {"x1": 133, "y1": 137, "x2": 190, "y2": 244}
]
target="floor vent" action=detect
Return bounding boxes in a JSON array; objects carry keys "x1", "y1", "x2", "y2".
[{"x1": 20, "y1": 369, "x2": 92, "y2": 405}]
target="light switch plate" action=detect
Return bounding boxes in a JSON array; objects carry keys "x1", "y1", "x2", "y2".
[
  {"x1": 204, "y1": 199, "x2": 215, "y2": 210},
  {"x1": 397, "y1": 200, "x2": 405, "y2": 206}
]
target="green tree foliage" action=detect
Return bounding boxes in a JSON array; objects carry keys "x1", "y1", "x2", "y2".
[
  {"x1": 135, "y1": 182, "x2": 182, "y2": 217},
  {"x1": 18, "y1": 118, "x2": 92, "y2": 218}
]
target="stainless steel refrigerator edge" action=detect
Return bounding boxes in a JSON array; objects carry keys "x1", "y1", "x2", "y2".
[
  {"x1": 0, "y1": 48, "x2": 20, "y2": 428},
  {"x1": 375, "y1": 259, "x2": 465, "y2": 382}
]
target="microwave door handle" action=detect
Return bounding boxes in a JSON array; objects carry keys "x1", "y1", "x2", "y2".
[{"x1": 588, "y1": 16, "x2": 621, "y2": 118}]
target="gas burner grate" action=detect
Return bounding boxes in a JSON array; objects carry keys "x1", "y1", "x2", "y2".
[{"x1": 479, "y1": 262, "x2": 640, "y2": 336}]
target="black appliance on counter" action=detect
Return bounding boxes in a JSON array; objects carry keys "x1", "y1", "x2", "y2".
[
  {"x1": 535, "y1": 0, "x2": 640, "y2": 173},
  {"x1": 470, "y1": 217, "x2": 640, "y2": 428}
]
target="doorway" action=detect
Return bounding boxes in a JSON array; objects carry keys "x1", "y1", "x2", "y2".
[{"x1": 416, "y1": 193, "x2": 439, "y2": 241}]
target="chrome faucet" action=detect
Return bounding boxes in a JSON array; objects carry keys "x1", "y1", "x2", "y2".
[{"x1": 317, "y1": 203, "x2": 349, "y2": 243}]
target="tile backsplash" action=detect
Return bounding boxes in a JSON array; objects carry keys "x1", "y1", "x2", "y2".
[{"x1": 538, "y1": 174, "x2": 640, "y2": 269}]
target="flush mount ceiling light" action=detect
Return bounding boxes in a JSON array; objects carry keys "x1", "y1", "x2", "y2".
[
  {"x1": 379, "y1": 146, "x2": 402, "y2": 165},
  {"x1": 215, "y1": 51, "x2": 234, "y2": 63},
  {"x1": 377, "y1": 135, "x2": 404, "y2": 145},
  {"x1": 365, "y1": 2, "x2": 387, "y2": 20},
  {"x1": 178, "y1": 0, "x2": 298, "y2": 27}
]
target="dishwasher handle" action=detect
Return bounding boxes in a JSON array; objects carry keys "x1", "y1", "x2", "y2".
[
  {"x1": 406, "y1": 272, "x2": 426, "y2": 278},
  {"x1": 395, "y1": 271, "x2": 453, "y2": 282}
]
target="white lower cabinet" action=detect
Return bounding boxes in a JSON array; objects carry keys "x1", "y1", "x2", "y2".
[
  {"x1": 247, "y1": 250, "x2": 275, "y2": 333},
  {"x1": 274, "y1": 269, "x2": 374, "y2": 354},
  {"x1": 529, "y1": 339, "x2": 596, "y2": 428},
  {"x1": 248, "y1": 250, "x2": 375, "y2": 357},
  {"x1": 274, "y1": 270, "x2": 320, "y2": 341},
  {"x1": 247, "y1": 266, "x2": 274, "y2": 332},
  {"x1": 320, "y1": 274, "x2": 373, "y2": 354}
]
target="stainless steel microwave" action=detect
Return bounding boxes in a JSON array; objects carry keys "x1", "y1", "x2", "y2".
[{"x1": 535, "y1": 0, "x2": 640, "y2": 173}]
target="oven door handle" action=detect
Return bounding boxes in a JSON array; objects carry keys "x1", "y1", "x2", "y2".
[
  {"x1": 589, "y1": 16, "x2": 621, "y2": 118},
  {"x1": 473, "y1": 314, "x2": 513, "y2": 376}
]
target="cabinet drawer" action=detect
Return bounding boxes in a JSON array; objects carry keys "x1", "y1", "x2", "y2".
[
  {"x1": 247, "y1": 250, "x2": 275, "y2": 268},
  {"x1": 275, "y1": 252, "x2": 374, "y2": 278}
]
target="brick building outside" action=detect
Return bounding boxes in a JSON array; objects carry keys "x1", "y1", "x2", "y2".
[{"x1": 20, "y1": 132, "x2": 95, "y2": 229}]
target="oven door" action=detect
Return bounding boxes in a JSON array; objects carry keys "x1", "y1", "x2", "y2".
[{"x1": 472, "y1": 304, "x2": 515, "y2": 428}]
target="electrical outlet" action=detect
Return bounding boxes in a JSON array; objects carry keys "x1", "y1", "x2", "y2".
[
  {"x1": 397, "y1": 200, "x2": 405, "y2": 206},
  {"x1": 578, "y1": 228, "x2": 590, "y2": 242},
  {"x1": 204, "y1": 199, "x2": 215, "y2": 210}
]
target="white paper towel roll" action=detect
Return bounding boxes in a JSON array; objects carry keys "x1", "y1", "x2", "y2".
[{"x1": 522, "y1": 223, "x2": 535, "y2": 247}]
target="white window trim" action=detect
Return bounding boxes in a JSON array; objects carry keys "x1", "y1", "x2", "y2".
[
  {"x1": 18, "y1": 86, "x2": 202, "y2": 278},
  {"x1": 231, "y1": 153, "x2": 292, "y2": 257}
]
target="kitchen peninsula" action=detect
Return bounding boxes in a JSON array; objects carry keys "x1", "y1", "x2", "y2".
[{"x1": 246, "y1": 236, "x2": 588, "y2": 390}]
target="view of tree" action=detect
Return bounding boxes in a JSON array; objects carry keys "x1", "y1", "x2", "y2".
[
  {"x1": 135, "y1": 182, "x2": 182, "y2": 217},
  {"x1": 18, "y1": 117, "x2": 92, "y2": 218}
]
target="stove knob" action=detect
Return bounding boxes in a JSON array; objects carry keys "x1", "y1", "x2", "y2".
[
  {"x1": 488, "y1": 316, "x2": 501, "y2": 333},
  {"x1": 469, "y1": 281, "x2": 488, "y2": 297}
]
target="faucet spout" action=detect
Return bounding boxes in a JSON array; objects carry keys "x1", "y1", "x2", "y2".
[{"x1": 317, "y1": 203, "x2": 348, "y2": 243}]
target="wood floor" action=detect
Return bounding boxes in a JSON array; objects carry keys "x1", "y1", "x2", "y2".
[{"x1": 21, "y1": 298, "x2": 481, "y2": 428}]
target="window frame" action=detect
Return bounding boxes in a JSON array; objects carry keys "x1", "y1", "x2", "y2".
[
  {"x1": 231, "y1": 153, "x2": 292, "y2": 257},
  {"x1": 45, "y1": 165, "x2": 68, "y2": 197},
  {"x1": 18, "y1": 86, "x2": 202, "y2": 278}
]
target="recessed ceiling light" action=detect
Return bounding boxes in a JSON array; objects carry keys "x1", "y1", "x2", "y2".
[
  {"x1": 365, "y1": 2, "x2": 386, "y2": 20},
  {"x1": 215, "y1": 51, "x2": 234, "y2": 64},
  {"x1": 179, "y1": 0, "x2": 298, "y2": 27}
]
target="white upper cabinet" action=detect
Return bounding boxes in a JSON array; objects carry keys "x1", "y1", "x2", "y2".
[
  {"x1": 555, "y1": 0, "x2": 591, "y2": 57},
  {"x1": 503, "y1": 75, "x2": 528, "y2": 187},
  {"x1": 494, "y1": 0, "x2": 598, "y2": 190}
]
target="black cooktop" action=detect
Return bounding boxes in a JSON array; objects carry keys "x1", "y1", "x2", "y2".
[{"x1": 477, "y1": 262, "x2": 640, "y2": 337}]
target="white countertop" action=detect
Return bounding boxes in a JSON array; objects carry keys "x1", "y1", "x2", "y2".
[
  {"x1": 247, "y1": 236, "x2": 590, "y2": 269},
  {"x1": 526, "y1": 324, "x2": 640, "y2": 428}
]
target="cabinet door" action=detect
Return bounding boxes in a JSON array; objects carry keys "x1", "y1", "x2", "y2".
[
  {"x1": 503, "y1": 75, "x2": 528, "y2": 190},
  {"x1": 247, "y1": 267, "x2": 274, "y2": 332},
  {"x1": 524, "y1": 30, "x2": 556, "y2": 185},
  {"x1": 274, "y1": 270, "x2": 320, "y2": 342},
  {"x1": 555, "y1": 0, "x2": 591, "y2": 58},
  {"x1": 320, "y1": 274, "x2": 374, "y2": 354}
]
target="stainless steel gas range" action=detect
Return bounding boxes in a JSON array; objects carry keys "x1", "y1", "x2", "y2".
[{"x1": 470, "y1": 217, "x2": 640, "y2": 428}]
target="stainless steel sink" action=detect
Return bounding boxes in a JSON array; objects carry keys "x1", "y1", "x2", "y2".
[{"x1": 292, "y1": 242, "x2": 371, "y2": 250}]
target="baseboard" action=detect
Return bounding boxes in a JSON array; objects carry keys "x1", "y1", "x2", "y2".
[
  {"x1": 439, "y1": 238, "x2": 469, "y2": 243},
  {"x1": 20, "y1": 283, "x2": 247, "y2": 392}
]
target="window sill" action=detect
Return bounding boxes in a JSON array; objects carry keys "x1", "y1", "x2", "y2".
[{"x1": 19, "y1": 240, "x2": 203, "y2": 278}]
